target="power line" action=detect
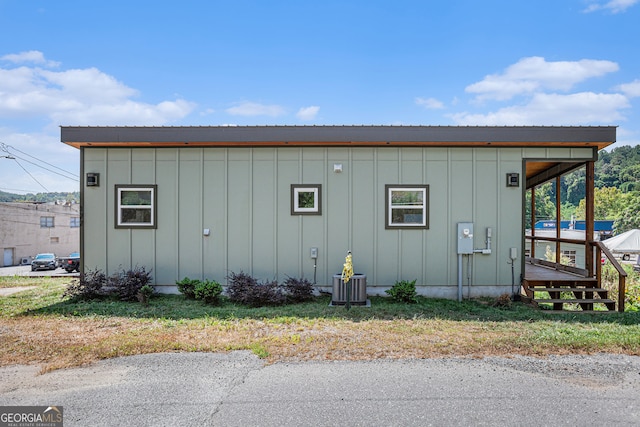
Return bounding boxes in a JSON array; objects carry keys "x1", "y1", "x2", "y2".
[
  {"x1": 6, "y1": 153, "x2": 79, "y2": 181},
  {"x1": 1, "y1": 142, "x2": 79, "y2": 180},
  {"x1": 12, "y1": 158, "x2": 50, "y2": 192}
]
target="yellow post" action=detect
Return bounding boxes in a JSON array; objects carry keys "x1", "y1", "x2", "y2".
[{"x1": 341, "y1": 251, "x2": 354, "y2": 310}]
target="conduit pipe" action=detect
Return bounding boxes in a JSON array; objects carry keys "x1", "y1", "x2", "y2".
[{"x1": 458, "y1": 227, "x2": 492, "y2": 302}]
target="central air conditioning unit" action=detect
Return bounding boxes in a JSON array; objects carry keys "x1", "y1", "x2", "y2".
[{"x1": 331, "y1": 274, "x2": 367, "y2": 306}]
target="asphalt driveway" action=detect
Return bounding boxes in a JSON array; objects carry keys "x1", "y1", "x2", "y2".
[
  {"x1": 0, "y1": 265, "x2": 78, "y2": 278},
  {"x1": 1, "y1": 352, "x2": 639, "y2": 426}
]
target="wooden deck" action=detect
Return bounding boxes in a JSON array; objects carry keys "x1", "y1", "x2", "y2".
[
  {"x1": 522, "y1": 260, "x2": 615, "y2": 311},
  {"x1": 523, "y1": 262, "x2": 597, "y2": 285}
]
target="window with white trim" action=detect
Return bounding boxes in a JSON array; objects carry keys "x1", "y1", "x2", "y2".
[
  {"x1": 561, "y1": 250, "x2": 577, "y2": 266},
  {"x1": 385, "y1": 185, "x2": 429, "y2": 229},
  {"x1": 291, "y1": 184, "x2": 321, "y2": 215},
  {"x1": 115, "y1": 185, "x2": 157, "y2": 228}
]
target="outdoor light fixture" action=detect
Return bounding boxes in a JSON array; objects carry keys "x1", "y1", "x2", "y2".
[
  {"x1": 333, "y1": 163, "x2": 343, "y2": 173},
  {"x1": 86, "y1": 172, "x2": 100, "y2": 187},
  {"x1": 506, "y1": 173, "x2": 519, "y2": 187}
]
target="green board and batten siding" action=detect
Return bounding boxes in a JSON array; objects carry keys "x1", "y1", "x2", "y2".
[{"x1": 81, "y1": 145, "x2": 595, "y2": 296}]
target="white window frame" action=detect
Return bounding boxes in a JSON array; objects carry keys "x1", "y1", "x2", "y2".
[
  {"x1": 561, "y1": 249, "x2": 577, "y2": 266},
  {"x1": 385, "y1": 185, "x2": 429, "y2": 229},
  {"x1": 115, "y1": 185, "x2": 157, "y2": 228},
  {"x1": 70, "y1": 217, "x2": 80, "y2": 228},
  {"x1": 291, "y1": 184, "x2": 322, "y2": 215}
]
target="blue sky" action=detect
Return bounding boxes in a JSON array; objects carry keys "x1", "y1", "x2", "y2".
[{"x1": 0, "y1": 0, "x2": 639, "y2": 193}]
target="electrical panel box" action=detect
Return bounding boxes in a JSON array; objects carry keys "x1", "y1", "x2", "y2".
[
  {"x1": 457, "y1": 223, "x2": 474, "y2": 254},
  {"x1": 310, "y1": 247, "x2": 318, "y2": 259},
  {"x1": 509, "y1": 247, "x2": 517, "y2": 260}
]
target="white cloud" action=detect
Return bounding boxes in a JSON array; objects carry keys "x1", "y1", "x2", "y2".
[
  {"x1": 465, "y1": 56, "x2": 619, "y2": 101},
  {"x1": 41, "y1": 68, "x2": 138, "y2": 102},
  {"x1": 51, "y1": 99, "x2": 195, "y2": 126},
  {"x1": 296, "y1": 106, "x2": 320, "y2": 121},
  {"x1": 450, "y1": 92, "x2": 630, "y2": 125},
  {"x1": 616, "y1": 79, "x2": 640, "y2": 98},
  {"x1": 0, "y1": 61, "x2": 195, "y2": 124},
  {"x1": 226, "y1": 101, "x2": 285, "y2": 117},
  {"x1": 0, "y1": 52, "x2": 198, "y2": 193},
  {"x1": 583, "y1": 0, "x2": 638, "y2": 13},
  {"x1": 0, "y1": 50, "x2": 60, "y2": 67},
  {"x1": 200, "y1": 108, "x2": 216, "y2": 116},
  {"x1": 415, "y1": 97, "x2": 444, "y2": 109}
]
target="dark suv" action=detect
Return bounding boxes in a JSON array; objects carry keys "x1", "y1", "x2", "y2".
[{"x1": 31, "y1": 253, "x2": 57, "y2": 271}]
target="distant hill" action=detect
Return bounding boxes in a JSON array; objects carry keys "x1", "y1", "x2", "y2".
[
  {"x1": 596, "y1": 145, "x2": 640, "y2": 192},
  {"x1": 0, "y1": 190, "x2": 80, "y2": 203},
  {"x1": 526, "y1": 144, "x2": 640, "y2": 232}
]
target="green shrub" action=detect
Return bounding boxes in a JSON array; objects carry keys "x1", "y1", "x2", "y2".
[
  {"x1": 137, "y1": 284, "x2": 155, "y2": 305},
  {"x1": 194, "y1": 279, "x2": 223, "y2": 305},
  {"x1": 385, "y1": 279, "x2": 418, "y2": 303},
  {"x1": 625, "y1": 283, "x2": 640, "y2": 312},
  {"x1": 176, "y1": 277, "x2": 199, "y2": 299},
  {"x1": 600, "y1": 264, "x2": 640, "y2": 312}
]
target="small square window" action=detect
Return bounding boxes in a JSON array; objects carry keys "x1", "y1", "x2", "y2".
[
  {"x1": 40, "y1": 216, "x2": 55, "y2": 228},
  {"x1": 291, "y1": 184, "x2": 321, "y2": 215},
  {"x1": 115, "y1": 185, "x2": 157, "y2": 228},
  {"x1": 385, "y1": 185, "x2": 429, "y2": 229},
  {"x1": 70, "y1": 217, "x2": 80, "y2": 228}
]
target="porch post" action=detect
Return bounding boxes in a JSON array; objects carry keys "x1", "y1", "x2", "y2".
[
  {"x1": 585, "y1": 161, "x2": 595, "y2": 275},
  {"x1": 555, "y1": 176, "x2": 561, "y2": 265},
  {"x1": 530, "y1": 187, "x2": 536, "y2": 258}
]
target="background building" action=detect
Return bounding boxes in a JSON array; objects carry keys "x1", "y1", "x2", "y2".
[{"x1": 0, "y1": 201, "x2": 80, "y2": 266}]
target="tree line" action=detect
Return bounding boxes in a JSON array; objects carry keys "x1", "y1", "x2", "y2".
[
  {"x1": 0, "y1": 190, "x2": 79, "y2": 203},
  {"x1": 528, "y1": 145, "x2": 640, "y2": 233}
]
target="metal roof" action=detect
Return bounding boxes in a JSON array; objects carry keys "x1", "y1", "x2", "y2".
[{"x1": 60, "y1": 125, "x2": 616, "y2": 149}]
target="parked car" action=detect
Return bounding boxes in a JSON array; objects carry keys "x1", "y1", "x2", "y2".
[
  {"x1": 31, "y1": 253, "x2": 57, "y2": 271},
  {"x1": 634, "y1": 256, "x2": 640, "y2": 273},
  {"x1": 58, "y1": 252, "x2": 80, "y2": 273}
]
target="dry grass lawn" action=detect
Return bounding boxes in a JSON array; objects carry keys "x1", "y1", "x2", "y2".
[{"x1": 1, "y1": 277, "x2": 639, "y2": 373}]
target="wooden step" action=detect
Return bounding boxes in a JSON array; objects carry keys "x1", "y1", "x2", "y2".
[
  {"x1": 534, "y1": 298, "x2": 617, "y2": 311},
  {"x1": 527, "y1": 287, "x2": 608, "y2": 293},
  {"x1": 534, "y1": 298, "x2": 615, "y2": 304},
  {"x1": 543, "y1": 310, "x2": 617, "y2": 314}
]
